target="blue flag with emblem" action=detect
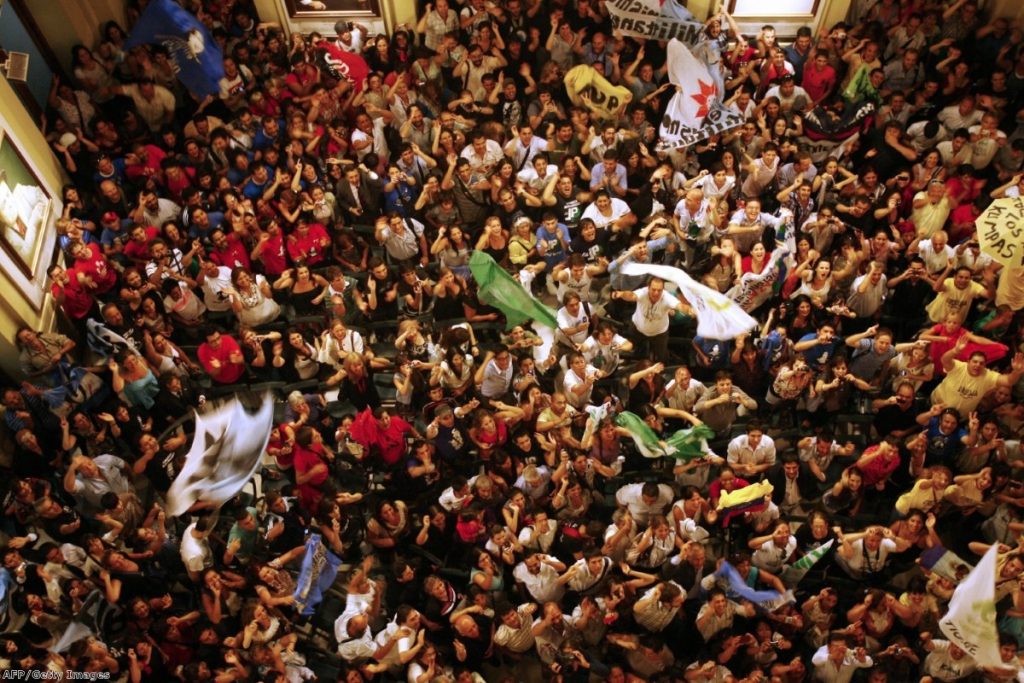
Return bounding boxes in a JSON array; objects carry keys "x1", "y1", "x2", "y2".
[{"x1": 125, "y1": 0, "x2": 225, "y2": 98}]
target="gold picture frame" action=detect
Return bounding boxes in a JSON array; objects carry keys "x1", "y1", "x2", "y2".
[
  {"x1": 283, "y1": 0, "x2": 381, "y2": 19},
  {"x1": 0, "y1": 122, "x2": 60, "y2": 312}
]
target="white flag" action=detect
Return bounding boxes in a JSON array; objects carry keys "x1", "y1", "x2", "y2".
[
  {"x1": 939, "y1": 544, "x2": 1003, "y2": 669},
  {"x1": 605, "y1": 0, "x2": 704, "y2": 44},
  {"x1": 620, "y1": 262, "x2": 756, "y2": 340},
  {"x1": 166, "y1": 393, "x2": 274, "y2": 517},
  {"x1": 658, "y1": 39, "x2": 744, "y2": 151},
  {"x1": 726, "y1": 247, "x2": 789, "y2": 312}
]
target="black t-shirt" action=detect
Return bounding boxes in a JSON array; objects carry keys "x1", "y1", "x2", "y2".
[
  {"x1": 886, "y1": 278, "x2": 933, "y2": 318},
  {"x1": 570, "y1": 231, "x2": 609, "y2": 264},
  {"x1": 144, "y1": 446, "x2": 178, "y2": 494},
  {"x1": 873, "y1": 403, "x2": 918, "y2": 438},
  {"x1": 453, "y1": 613, "x2": 494, "y2": 670},
  {"x1": 862, "y1": 128, "x2": 907, "y2": 179},
  {"x1": 553, "y1": 192, "x2": 584, "y2": 231}
]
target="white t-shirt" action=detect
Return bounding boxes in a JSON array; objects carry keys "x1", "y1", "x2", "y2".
[
  {"x1": 922, "y1": 640, "x2": 978, "y2": 681},
  {"x1": 563, "y1": 364, "x2": 599, "y2": 409},
  {"x1": 970, "y1": 126, "x2": 1008, "y2": 169},
  {"x1": 917, "y1": 239, "x2": 957, "y2": 274},
  {"x1": 200, "y1": 265, "x2": 234, "y2": 312},
  {"x1": 631, "y1": 287, "x2": 681, "y2": 336},
  {"x1": 556, "y1": 305, "x2": 590, "y2": 346},
  {"x1": 480, "y1": 358, "x2": 513, "y2": 398},
  {"x1": 513, "y1": 557, "x2": 565, "y2": 603},
  {"x1": 351, "y1": 116, "x2": 389, "y2": 161},
  {"x1": 581, "y1": 334, "x2": 627, "y2": 374},
  {"x1": 581, "y1": 198, "x2": 632, "y2": 230},
  {"x1": 752, "y1": 536, "x2": 797, "y2": 573}
]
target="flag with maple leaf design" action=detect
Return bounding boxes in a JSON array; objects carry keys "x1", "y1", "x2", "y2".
[{"x1": 657, "y1": 39, "x2": 744, "y2": 151}]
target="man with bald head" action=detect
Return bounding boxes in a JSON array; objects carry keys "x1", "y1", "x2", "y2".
[
  {"x1": 451, "y1": 604, "x2": 493, "y2": 671},
  {"x1": 673, "y1": 187, "x2": 715, "y2": 267}
]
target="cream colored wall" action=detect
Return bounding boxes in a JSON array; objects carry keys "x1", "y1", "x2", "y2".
[
  {"x1": 0, "y1": 74, "x2": 63, "y2": 381},
  {"x1": 26, "y1": 0, "x2": 126, "y2": 72}
]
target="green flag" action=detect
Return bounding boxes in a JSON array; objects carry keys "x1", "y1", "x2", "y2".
[
  {"x1": 469, "y1": 251, "x2": 558, "y2": 330},
  {"x1": 780, "y1": 539, "x2": 834, "y2": 587},
  {"x1": 614, "y1": 410, "x2": 715, "y2": 461},
  {"x1": 664, "y1": 423, "x2": 717, "y2": 461}
]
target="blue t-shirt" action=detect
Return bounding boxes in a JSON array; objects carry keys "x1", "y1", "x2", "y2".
[
  {"x1": 798, "y1": 332, "x2": 842, "y2": 370},
  {"x1": 926, "y1": 416, "x2": 966, "y2": 466}
]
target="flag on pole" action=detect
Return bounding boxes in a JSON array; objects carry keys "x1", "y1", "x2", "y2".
[
  {"x1": 780, "y1": 540, "x2": 834, "y2": 587},
  {"x1": 124, "y1": 0, "x2": 225, "y2": 98},
  {"x1": 165, "y1": 393, "x2": 274, "y2": 517},
  {"x1": 613, "y1": 410, "x2": 715, "y2": 461},
  {"x1": 620, "y1": 262, "x2": 757, "y2": 340},
  {"x1": 939, "y1": 544, "x2": 1003, "y2": 669},
  {"x1": 605, "y1": 0, "x2": 705, "y2": 45},
  {"x1": 469, "y1": 251, "x2": 559, "y2": 330},
  {"x1": 657, "y1": 39, "x2": 744, "y2": 150},
  {"x1": 293, "y1": 533, "x2": 344, "y2": 616}
]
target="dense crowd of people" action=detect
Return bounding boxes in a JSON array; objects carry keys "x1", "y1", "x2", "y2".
[{"x1": 6, "y1": 0, "x2": 1024, "y2": 680}]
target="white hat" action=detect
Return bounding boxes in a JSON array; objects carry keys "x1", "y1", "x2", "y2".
[{"x1": 59, "y1": 132, "x2": 78, "y2": 148}]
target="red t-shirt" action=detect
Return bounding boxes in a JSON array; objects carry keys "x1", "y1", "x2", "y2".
[
  {"x1": 123, "y1": 226, "x2": 159, "y2": 263},
  {"x1": 125, "y1": 144, "x2": 167, "y2": 183},
  {"x1": 287, "y1": 223, "x2": 330, "y2": 266},
  {"x1": 858, "y1": 445, "x2": 900, "y2": 487},
  {"x1": 52, "y1": 269, "x2": 94, "y2": 319},
  {"x1": 257, "y1": 232, "x2": 288, "y2": 276},
  {"x1": 197, "y1": 335, "x2": 245, "y2": 384},
  {"x1": 210, "y1": 232, "x2": 252, "y2": 270},
  {"x1": 294, "y1": 442, "x2": 329, "y2": 512},
  {"x1": 802, "y1": 64, "x2": 836, "y2": 103},
  {"x1": 74, "y1": 242, "x2": 118, "y2": 294}
]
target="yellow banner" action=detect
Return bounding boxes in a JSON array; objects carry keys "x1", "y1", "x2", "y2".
[{"x1": 563, "y1": 65, "x2": 633, "y2": 122}]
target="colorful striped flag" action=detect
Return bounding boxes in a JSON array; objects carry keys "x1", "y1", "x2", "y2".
[{"x1": 716, "y1": 481, "x2": 773, "y2": 527}]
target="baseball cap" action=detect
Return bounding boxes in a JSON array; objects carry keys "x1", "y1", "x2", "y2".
[{"x1": 102, "y1": 211, "x2": 119, "y2": 224}]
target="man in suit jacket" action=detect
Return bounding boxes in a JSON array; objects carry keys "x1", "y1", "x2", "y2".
[
  {"x1": 767, "y1": 454, "x2": 818, "y2": 517},
  {"x1": 335, "y1": 165, "x2": 382, "y2": 225}
]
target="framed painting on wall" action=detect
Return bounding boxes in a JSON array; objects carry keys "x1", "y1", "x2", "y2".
[
  {"x1": 283, "y1": 0, "x2": 380, "y2": 19},
  {"x1": 0, "y1": 120, "x2": 60, "y2": 312},
  {"x1": 728, "y1": 0, "x2": 819, "y2": 14}
]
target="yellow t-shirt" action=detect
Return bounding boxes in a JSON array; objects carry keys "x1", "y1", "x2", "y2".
[
  {"x1": 895, "y1": 479, "x2": 945, "y2": 516},
  {"x1": 997, "y1": 266, "x2": 1024, "y2": 312},
  {"x1": 931, "y1": 360, "x2": 1000, "y2": 415},
  {"x1": 926, "y1": 279, "x2": 986, "y2": 323},
  {"x1": 911, "y1": 193, "x2": 952, "y2": 239}
]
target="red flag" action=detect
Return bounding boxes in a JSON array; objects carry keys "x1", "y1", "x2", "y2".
[{"x1": 317, "y1": 41, "x2": 369, "y2": 92}]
